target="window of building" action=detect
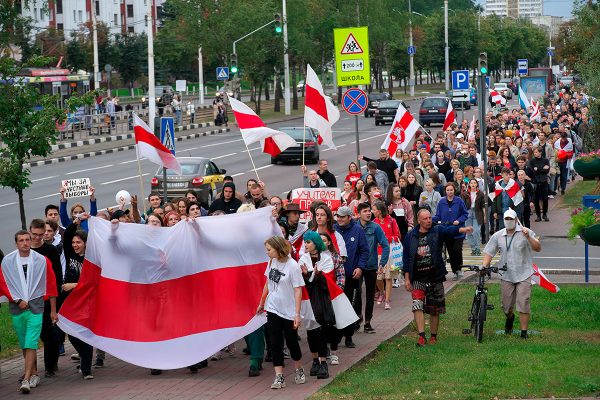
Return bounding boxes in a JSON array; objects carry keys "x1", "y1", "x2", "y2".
[
  {"x1": 114, "y1": 13, "x2": 118, "y2": 26},
  {"x1": 127, "y1": 4, "x2": 134, "y2": 18},
  {"x1": 78, "y1": 10, "x2": 83, "y2": 22},
  {"x1": 57, "y1": 23, "x2": 64, "y2": 31},
  {"x1": 56, "y1": 0, "x2": 63, "y2": 14},
  {"x1": 128, "y1": 26, "x2": 134, "y2": 33},
  {"x1": 73, "y1": 10, "x2": 76, "y2": 22},
  {"x1": 40, "y1": 8, "x2": 44, "y2": 21},
  {"x1": 95, "y1": 1, "x2": 100, "y2": 16},
  {"x1": 33, "y1": 7, "x2": 38, "y2": 21}
]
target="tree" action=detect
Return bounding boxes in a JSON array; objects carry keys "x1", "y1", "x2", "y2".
[
  {"x1": 65, "y1": 31, "x2": 87, "y2": 71},
  {"x1": 114, "y1": 33, "x2": 147, "y2": 89},
  {"x1": 0, "y1": 57, "x2": 95, "y2": 229}
]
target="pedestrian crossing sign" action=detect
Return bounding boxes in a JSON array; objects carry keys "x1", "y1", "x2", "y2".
[
  {"x1": 334, "y1": 27, "x2": 370, "y2": 87},
  {"x1": 160, "y1": 117, "x2": 175, "y2": 155},
  {"x1": 216, "y1": 67, "x2": 229, "y2": 81}
]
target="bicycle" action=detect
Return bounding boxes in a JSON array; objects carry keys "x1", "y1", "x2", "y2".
[{"x1": 461, "y1": 264, "x2": 506, "y2": 343}]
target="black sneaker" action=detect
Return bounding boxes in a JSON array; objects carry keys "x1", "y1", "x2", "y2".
[
  {"x1": 249, "y1": 365, "x2": 261, "y2": 377},
  {"x1": 520, "y1": 330, "x2": 529, "y2": 339},
  {"x1": 543, "y1": 214, "x2": 550, "y2": 222},
  {"x1": 309, "y1": 359, "x2": 320, "y2": 376},
  {"x1": 345, "y1": 338, "x2": 356, "y2": 348},
  {"x1": 505, "y1": 314, "x2": 515, "y2": 334},
  {"x1": 93, "y1": 358, "x2": 104, "y2": 368},
  {"x1": 364, "y1": 323, "x2": 376, "y2": 334},
  {"x1": 317, "y1": 362, "x2": 329, "y2": 379},
  {"x1": 150, "y1": 369, "x2": 162, "y2": 375},
  {"x1": 45, "y1": 370, "x2": 56, "y2": 378},
  {"x1": 535, "y1": 216, "x2": 542, "y2": 222}
]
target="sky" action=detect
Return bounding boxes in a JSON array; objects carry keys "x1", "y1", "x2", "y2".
[{"x1": 475, "y1": 0, "x2": 574, "y2": 18}]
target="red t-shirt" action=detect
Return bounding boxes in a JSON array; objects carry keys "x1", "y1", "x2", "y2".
[
  {"x1": 373, "y1": 215, "x2": 400, "y2": 255},
  {"x1": 345, "y1": 172, "x2": 362, "y2": 187}
]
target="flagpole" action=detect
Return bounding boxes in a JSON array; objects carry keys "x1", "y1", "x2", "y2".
[
  {"x1": 302, "y1": 125, "x2": 306, "y2": 166},
  {"x1": 135, "y1": 148, "x2": 147, "y2": 212},
  {"x1": 244, "y1": 142, "x2": 261, "y2": 182}
]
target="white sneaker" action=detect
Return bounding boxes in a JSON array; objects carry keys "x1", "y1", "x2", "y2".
[
  {"x1": 392, "y1": 279, "x2": 400, "y2": 288},
  {"x1": 456, "y1": 271, "x2": 463, "y2": 280},
  {"x1": 19, "y1": 379, "x2": 30, "y2": 394},
  {"x1": 295, "y1": 367, "x2": 306, "y2": 384},
  {"x1": 548, "y1": 194, "x2": 554, "y2": 199},
  {"x1": 83, "y1": 373, "x2": 94, "y2": 380},
  {"x1": 329, "y1": 355, "x2": 339, "y2": 365},
  {"x1": 29, "y1": 374, "x2": 40, "y2": 388},
  {"x1": 271, "y1": 374, "x2": 286, "y2": 389}
]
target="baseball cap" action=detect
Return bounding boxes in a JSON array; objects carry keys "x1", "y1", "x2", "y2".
[
  {"x1": 456, "y1": 133, "x2": 465, "y2": 139},
  {"x1": 503, "y1": 208, "x2": 517, "y2": 220},
  {"x1": 335, "y1": 206, "x2": 353, "y2": 217}
]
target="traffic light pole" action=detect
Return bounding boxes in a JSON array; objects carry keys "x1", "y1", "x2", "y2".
[{"x1": 477, "y1": 72, "x2": 490, "y2": 242}]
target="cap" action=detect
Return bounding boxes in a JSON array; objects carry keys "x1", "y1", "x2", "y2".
[
  {"x1": 456, "y1": 133, "x2": 465, "y2": 139},
  {"x1": 335, "y1": 206, "x2": 353, "y2": 217},
  {"x1": 503, "y1": 208, "x2": 517, "y2": 220},
  {"x1": 110, "y1": 209, "x2": 130, "y2": 220}
]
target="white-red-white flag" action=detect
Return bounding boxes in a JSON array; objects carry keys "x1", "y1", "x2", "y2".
[
  {"x1": 304, "y1": 64, "x2": 340, "y2": 149},
  {"x1": 530, "y1": 97, "x2": 541, "y2": 122},
  {"x1": 490, "y1": 90, "x2": 507, "y2": 106},
  {"x1": 442, "y1": 100, "x2": 456, "y2": 131},
  {"x1": 489, "y1": 178, "x2": 523, "y2": 206},
  {"x1": 380, "y1": 101, "x2": 421, "y2": 155},
  {"x1": 58, "y1": 208, "x2": 288, "y2": 369},
  {"x1": 133, "y1": 113, "x2": 182, "y2": 175},
  {"x1": 532, "y1": 264, "x2": 560, "y2": 293},
  {"x1": 228, "y1": 96, "x2": 296, "y2": 157},
  {"x1": 467, "y1": 115, "x2": 476, "y2": 141}
]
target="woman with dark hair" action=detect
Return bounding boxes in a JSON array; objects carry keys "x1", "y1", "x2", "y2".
[
  {"x1": 344, "y1": 162, "x2": 362, "y2": 187},
  {"x1": 487, "y1": 134, "x2": 499, "y2": 154},
  {"x1": 61, "y1": 214, "x2": 93, "y2": 380},
  {"x1": 175, "y1": 197, "x2": 190, "y2": 217},
  {"x1": 146, "y1": 213, "x2": 164, "y2": 227},
  {"x1": 348, "y1": 179, "x2": 367, "y2": 216},
  {"x1": 341, "y1": 181, "x2": 353, "y2": 205},
  {"x1": 364, "y1": 173, "x2": 377, "y2": 186},
  {"x1": 403, "y1": 173, "x2": 423, "y2": 225},
  {"x1": 460, "y1": 179, "x2": 485, "y2": 256},
  {"x1": 310, "y1": 205, "x2": 347, "y2": 257},
  {"x1": 498, "y1": 146, "x2": 517, "y2": 170},
  {"x1": 371, "y1": 201, "x2": 400, "y2": 310},
  {"x1": 386, "y1": 183, "x2": 413, "y2": 239}
]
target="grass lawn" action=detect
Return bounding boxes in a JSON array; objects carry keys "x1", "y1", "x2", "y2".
[
  {"x1": 312, "y1": 284, "x2": 600, "y2": 400},
  {"x1": 561, "y1": 180, "x2": 599, "y2": 209},
  {"x1": 0, "y1": 305, "x2": 20, "y2": 359}
]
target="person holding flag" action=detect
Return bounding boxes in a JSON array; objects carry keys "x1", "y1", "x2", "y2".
[
  {"x1": 482, "y1": 208, "x2": 542, "y2": 339},
  {"x1": 381, "y1": 101, "x2": 423, "y2": 156}
]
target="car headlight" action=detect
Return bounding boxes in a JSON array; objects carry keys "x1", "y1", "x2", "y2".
[{"x1": 142, "y1": 97, "x2": 146, "y2": 102}]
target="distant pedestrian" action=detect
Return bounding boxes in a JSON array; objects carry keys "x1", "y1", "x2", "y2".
[{"x1": 187, "y1": 101, "x2": 196, "y2": 124}]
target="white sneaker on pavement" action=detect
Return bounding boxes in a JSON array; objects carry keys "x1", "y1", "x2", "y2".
[
  {"x1": 295, "y1": 367, "x2": 306, "y2": 384},
  {"x1": 19, "y1": 379, "x2": 31, "y2": 394},
  {"x1": 29, "y1": 374, "x2": 40, "y2": 388},
  {"x1": 329, "y1": 355, "x2": 339, "y2": 365},
  {"x1": 271, "y1": 374, "x2": 286, "y2": 389}
]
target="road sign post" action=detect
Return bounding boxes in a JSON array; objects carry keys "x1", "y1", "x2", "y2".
[
  {"x1": 334, "y1": 27, "x2": 370, "y2": 87},
  {"x1": 477, "y1": 72, "x2": 489, "y2": 236},
  {"x1": 160, "y1": 117, "x2": 175, "y2": 203},
  {"x1": 342, "y1": 88, "x2": 368, "y2": 166}
]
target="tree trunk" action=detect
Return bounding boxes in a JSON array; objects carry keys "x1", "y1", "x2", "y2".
[
  {"x1": 274, "y1": 68, "x2": 281, "y2": 113},
  {"x1": 18, "y1": 188, "x2": 26, "y2": 230},
  {"x1": 404, "y1": 78, "x2": 407, "y2": 95},
  {"x1": 292, "y1": 61, "x2": 298, "y2": 110},
  {"x1": 265, "y1": 80, "x2": 270, "y2": 101},
  {"x1": 255, "y1": 83, "x2": 262, "y2": 115},
  {"x1": 250, "y1": 84, "x2": 255, "y2": 103}
]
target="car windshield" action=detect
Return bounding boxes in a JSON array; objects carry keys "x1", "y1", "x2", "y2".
[
  {"x1": 378, "y1": 100, "x2": 400, "y2": 108},
  {"x1": 369, "y1": 93, "x2": 388, "y2": 101},
  {"x1": 162, "y1": 162, "x2": 201, "y2": 176},
  {"x1": 422, "y1": 98, "x2": 447, "y2": 108},
  {"x1": 280, "y1": 128, "x2": 316, "y2": 141}
]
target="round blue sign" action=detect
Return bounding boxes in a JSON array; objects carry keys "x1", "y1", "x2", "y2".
[
  {"x1": 342, "y1": 88, "x2": 368, "y2": 115},
  {"x1": 407, "y1": 45, "x2": 416, "y2": 55}
]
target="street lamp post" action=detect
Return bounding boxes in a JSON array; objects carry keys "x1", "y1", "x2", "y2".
[
  {"x1": 147, "y1": 1, "x2": 156, "y2": 128},
  {"x1": 444, "y1": 0, "x2": 449, "y2": 91},
  {"x1": 282, "y1": 0, "x2": 290, "y2": 115},
  {"x1": 408, "y1": 0, "x2": 414, "y2": 97},
  {"x1": 91, "y1": 9, "x2": 99, "y2": 91}
]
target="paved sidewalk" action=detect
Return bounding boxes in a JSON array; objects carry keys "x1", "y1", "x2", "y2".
[{"x1": 0, "y1": 279, "x2": 463, "y2": 400}]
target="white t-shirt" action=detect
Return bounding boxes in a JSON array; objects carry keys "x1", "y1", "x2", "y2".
[{"x1": 264, "y1": 257, "x2": 305, "y2": 321}]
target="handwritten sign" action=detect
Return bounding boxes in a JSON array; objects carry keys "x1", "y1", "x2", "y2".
[
  {"x1": 291, "y1": 188, "x2": 341, "y2": 222},
  {"x1": 61, "y1": 177, "x2": 91, "y2": 199}
]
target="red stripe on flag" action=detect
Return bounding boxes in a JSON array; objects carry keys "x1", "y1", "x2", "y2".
[
  {"x1": 262, "y1": 137, "x2": 281, "y2": 157},
  {"x1": 398, "y1": 109, "x2": 414, "y2": 129},
  {"x1": 305, "y1": 85, "x2": 328, "y2": 121},
  {"x1": 59, "y1": 260, "x2": 267, "y2": 342},
  {"x1": 233, "y1": 111, "x2": 266, "y2": 130},
  {"x1": 134, "y1": 125, "x2": 172, "y2": 154},
  {"x1": 506, "y1": 181, "x2": 521, "y2": 198}
]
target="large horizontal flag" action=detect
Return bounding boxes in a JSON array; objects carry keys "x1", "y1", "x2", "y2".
[
  {"x1": 133, "y1": 113, "x2": 181, "y2": 175},
  {"x1": 228, "y1": 96, "x2": 296, "y2": 157},
  {"x1": 518, "y1": 85, "x2": 531, "y2": 110},
  {"x1": 58, "y1": 208, "x2": 282, "y2": 369}
]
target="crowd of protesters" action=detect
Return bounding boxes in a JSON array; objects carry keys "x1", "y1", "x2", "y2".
[{"x1": 0, "y1": 81, "x2": 590, "y2": 393}]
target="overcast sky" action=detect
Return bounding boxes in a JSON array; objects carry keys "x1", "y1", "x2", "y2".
[{"x1": 475, "y1": 0, "x2": 574, "y2": 18}]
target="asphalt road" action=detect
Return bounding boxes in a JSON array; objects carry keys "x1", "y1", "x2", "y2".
[{"x1": 1, "y1": 96, "x2": 598, "y2": 270}]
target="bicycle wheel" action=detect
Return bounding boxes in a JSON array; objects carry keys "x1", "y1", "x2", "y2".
[{"x1": 475, "y1": 292, "x2": 487, "y2": 343}]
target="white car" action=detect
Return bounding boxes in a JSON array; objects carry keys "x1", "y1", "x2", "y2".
[{"x1": 493, "y1": 83, "x2": 513, "y2": 99}]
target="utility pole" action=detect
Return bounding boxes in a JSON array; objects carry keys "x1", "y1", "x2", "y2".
[
  {"x1": 408, "y1": 0, "x2": 415, "y2": 97},
  {"x1": 283, "y1": 0, "x2": 291, "y2": 115},
  {"x1": 444, "y1": 0, "x2": 449, "y2": 91},
  {"x1": 198, "y1": 47, "x2": 204, "y2": 105},
  {"x1": 147, "y1": 0, "x2": 156, "y2": 128},
  {"x1": 548, "y1": 28, "x2": 553, "y2": 68},
  {"x1": 92, "y1": 7, "x2": 99, "y2": 91}
]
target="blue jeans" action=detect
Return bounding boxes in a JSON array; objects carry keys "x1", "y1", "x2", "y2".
[
  {"x1": 466, "y1": 209, "x2": 481, "y2": 251},
  {"x1": 176, "y1": 110, "x2": 182, "y2": 125}
]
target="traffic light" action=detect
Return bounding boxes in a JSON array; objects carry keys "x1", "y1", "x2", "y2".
[
  {"x1": 230, "y1": 53, "x2": 238, "y2": 74},
  {"x1": 478, "y1": 52, "x2": 488, "y2": 75},
  {"x1": 274, "y1": 13, "x2": 282, "y2": 33}
]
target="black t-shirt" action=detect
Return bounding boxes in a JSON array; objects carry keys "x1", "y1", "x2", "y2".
[
  {"x1": 413, "y1": 232, "x2": 435, "y2": 283},
  {"x1": 32, "y1": 242, "x2": 63, "y2": 290}
]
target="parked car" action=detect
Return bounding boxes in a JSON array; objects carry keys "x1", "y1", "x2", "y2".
[
  {"x1": 469, "y1": 86, "x2": 477, "y2": 105},
  {"x1": 499, "y1": 78, "x2": 517, "y2": 94},
  {"x1": 151, "y1": 157, "x2": 226, "y2": 207},
  {"x1": 374, "y1": 100, "x2": 409, "y2": 126},
  {"x1": 493, "y1": 82, "x2": 513, "y2": 99},
  {"x1": 418, "y1": 96, "x2": 450, "y2": 127},
  {"x1": 271, "y1": 127, "x2": 320, "y2": 164},
  {"x1": 365, "y1": 92, "x2": 391, "y2": 118}
]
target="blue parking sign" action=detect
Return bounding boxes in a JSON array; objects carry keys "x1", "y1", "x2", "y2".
[
  {"x1": 452, "y1": 70, "x2": 469, "y2": 90},
  {"x1": 160, "y1": 117, "x2": 175, "y2": 155}
]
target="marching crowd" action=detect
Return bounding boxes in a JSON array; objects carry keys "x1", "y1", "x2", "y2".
[{"x1": 0, "y1": 81, "x2": 591, "y2": 393}]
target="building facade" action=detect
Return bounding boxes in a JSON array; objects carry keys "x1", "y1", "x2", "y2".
[
  {"x1": 20, "y1": 0, "x2": 165, "y2": 38},
  {"x1": 484, "y1": 0, "x2": 543, "y2": 19}
]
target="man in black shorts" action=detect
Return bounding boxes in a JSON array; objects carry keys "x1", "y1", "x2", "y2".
[{"x1": 402, "y1": 209, "x2": 472, "y2": 346}]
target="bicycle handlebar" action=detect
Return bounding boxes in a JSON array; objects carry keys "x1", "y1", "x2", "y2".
[{"x1": 461, "y1": 264, "x2": 507, "y2": 274}]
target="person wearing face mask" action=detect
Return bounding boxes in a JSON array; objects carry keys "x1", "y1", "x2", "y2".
[{"x1": 482, "y1": 209, "x2": 541, "y2": 339}]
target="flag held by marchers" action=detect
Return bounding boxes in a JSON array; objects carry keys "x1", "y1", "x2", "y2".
[
  {"x1": 133, "y1": 113, "x2": 182, "y2": 175},
  {"x1": 304, "y1": 64, "x2": 340, "y2": 149},
  {"x1": 380, "y1": 101, "x2": 421, "y2": 155},
  {"x1": 442, "y1": 100, "x2": 456, "y2": 131}
]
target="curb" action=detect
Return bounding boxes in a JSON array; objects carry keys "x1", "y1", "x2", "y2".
[
  {"x1": 542, "y1": 268, "x2": 600, "y2": 276},
  {"x1": 50, "y1": 122, "x2": 215, "y2": 152},
  {"x1": 25, "y1": 128, "x2": 230, "y2": 168}
]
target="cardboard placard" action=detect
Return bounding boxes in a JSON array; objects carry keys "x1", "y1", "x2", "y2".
[
  {"x1": 62, "y1": 177, "x2": 91, "y2": 199},
  {"x1": 291, "y1": 188, "x2": 341, "y2": 222}
]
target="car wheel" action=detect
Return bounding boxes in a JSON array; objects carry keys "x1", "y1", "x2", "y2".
[
  {"x1": 375, "y1": 120, "x2": 379, "y2": 126},
  {"x1": 364, "y1": 111, "x2": 369, "y2": 118},
  {"x1": 271, "y1": 157, "x2": 278, "y2": 165}
]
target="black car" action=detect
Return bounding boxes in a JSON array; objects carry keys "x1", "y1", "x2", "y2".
[
  {"x1": 418, "y1": 96, "x2": 450, "y2": 127},
  {"x1": 374, "y1": 100, "x2": 409, "y2": 126},
  {"x1": 365, "y1": 92, "x2": 391, "y2": 118},
  {"x1": 271, "y1": 127, "x2": 320, "y2": 164}
]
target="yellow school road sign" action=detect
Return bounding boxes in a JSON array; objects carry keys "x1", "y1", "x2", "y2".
[{"x1": 334, "y1": 26, "x2": 370, "y2": 87}]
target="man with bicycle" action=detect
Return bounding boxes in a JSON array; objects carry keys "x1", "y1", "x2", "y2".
[
  {"x1": 482, "y1": 208, "x2": 541, "y2": 339},
  {"x1": 403, "y1": 209, "x2": 473, "y2": 346}
]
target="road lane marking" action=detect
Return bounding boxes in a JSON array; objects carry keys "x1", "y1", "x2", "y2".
[
  {"x1": 0, "y1": 202, "x2": 17, "y2": 208},
  {"x1": 533, "y1": 256, "x2": 600, "y2": 260},
  {"x1": 212, "y1": 153, "x2": 237, "y2": 160},
  {"x1": 231, "y1": 172, "x2": 246, "y2": 177},
  {"x1": 31, "y1": 176, "x2": 57, "y2": 182},
  {"x1": 30, "y1": 193, "x2": 58, "y2": 201},
  {"x1": 66, "y1": 165, "x2": 114, "y2": 175},
  {"x1": 100, "y1": 173, "x2": 150, "y2": 185},
  {"x1": 242, "y1": 147, "x2": 261, "y2": 153},
  {"x1": 254, "y1": 165, "x2": 273, "y2": 171},
  {"x1": 202, "y1": 138, "x2": 244, "y2": 148}
]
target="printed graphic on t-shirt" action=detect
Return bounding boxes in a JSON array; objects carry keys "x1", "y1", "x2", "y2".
[
  {"x1": 268, "y1": 268, "x2": 286, "y2": 284},
  {"x1": 415, "y1": 234, "x2": 434, "y2": 278}
]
